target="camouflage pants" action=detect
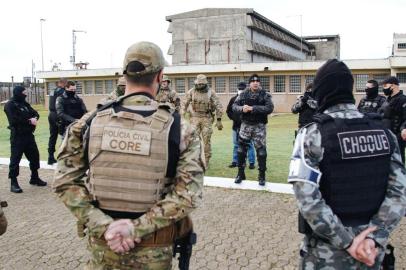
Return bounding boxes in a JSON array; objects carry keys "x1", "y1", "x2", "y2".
[
  {"x1": 299, "y1": 235, "x2": 385, "y2": 270},
  {"x1": 190, "y1": 116, "x2": 213, "y2": 166},
  {"x1": 85, "y1": 237, "x2": 172, "y2": 270},
  {"x1": 238, "y1": 122, "x2": 267, "y2": 149}
]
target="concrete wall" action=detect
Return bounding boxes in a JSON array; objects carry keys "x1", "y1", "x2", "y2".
[
  {"x1": 309, "y1": 39, "x2": 340, "y2": 60},
  {"x1": 394, "y1": 33, "x2": 406, "y2": 57}
]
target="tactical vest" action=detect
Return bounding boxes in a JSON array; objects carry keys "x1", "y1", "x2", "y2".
[
  {"x1": 87, "y1": 106, "x2": 174, "y2": 212},
  {"x1": 358, "y1": 96, "x2": 385, "y2": 114},
  {"x1": 62, "y1": 95, "x2": 85, "y2": 120},
  {"x1": 316, "y1": 114, "x2": 394, "y2": 226},
  {"x1": 191, "y1": 88, "x2": 211, "y2": 114},
  {"x1": 49, "y1": 88, "x2": 64, "y2": 112},
  {"x1": 240, "y1": 90, "x2": 268, "y2": 124},
  {"x1": 382, "y1": 93, "x2": 406, "y2": 135}
]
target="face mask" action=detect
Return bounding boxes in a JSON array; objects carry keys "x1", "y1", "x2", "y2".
[
  {"x1": 66, "y1": 90, "x2": 75, "y2": 97},
  {"x1": 365, "y1": 86, "x2": 378, "y2": 97},
  {"x1": 383, "y1": 86, "x2": 393, "y2": 96}
]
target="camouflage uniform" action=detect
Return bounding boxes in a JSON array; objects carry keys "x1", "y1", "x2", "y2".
[
  {"x1": 183, "y1": 74, "x2": 223, "y2": 166},
  {"x1": 53, "y1": 42, "x2": 204, "y2": 270},
  {"x1": 289, "y1": 103, "x2": 406, "y2": 270},
  {"x1": 98, "y1": 77, "x2": 126, "y2": 106},
  {"x1": 156, "y1": 75, "x2": 180, "y2": 112},
  {"x1": 0, "y1": 197, "x2": 7, "y2": 236}
]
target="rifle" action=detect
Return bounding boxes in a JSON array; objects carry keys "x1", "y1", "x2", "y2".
[
  {"x1": 381, "y1": 244, "x2": 395, "y2": 270},
  {"x1": 173, "y1": 231, "x2": 197, "y2": 270}
]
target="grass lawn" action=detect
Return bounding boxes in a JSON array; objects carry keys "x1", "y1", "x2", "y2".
[{"x1": 0, "y1": 104, "x2": 297, "y2": 183}]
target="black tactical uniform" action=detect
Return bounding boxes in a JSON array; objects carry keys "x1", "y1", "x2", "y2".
[
  {"x1": 56, "y1": 90, "x2": 87, "y2": 136},
  {"x1": 291, "y1": 91, "x2": 317, "y2": 128},
  {"x1": 358, "y1": 89, "x2": 386, "y2": 114},
  {"x1": 4, "y1": 86, "x2": 47, "y2": 193},
  {"x1": 47, "y1": 87, "x2": 65, "y2": 164},
  {"x1": 232, "y1": 76, "x2": 274, "y2": 185},
  {"x1": 380, "y1": 90, "x2": 406, "y2": 163}
]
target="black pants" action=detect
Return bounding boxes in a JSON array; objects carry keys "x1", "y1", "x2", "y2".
[
  {"x1": 9, "y1": 132, "x2": 40, "y2": 179},
  {"x1": 397, "y1": 136, "x2": 405, "y2": 164},
  {"x1": 48, "y1": 112, "x2": 59, "y2": 156}
]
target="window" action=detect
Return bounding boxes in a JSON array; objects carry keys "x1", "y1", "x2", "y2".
[
  {"x1": 373, "y1": 74, "x2": 390, "y2": 92},
  {"x1": 259, "y1": 76, "x2": 270, "y2": 91},
  {"x1": 206, "y1": 77, "x2": 212, "y2": 88},
  {"x1": 105, "y1": 80, "x2": 114, "y2": 93},
  {"x1": 215, "y1": 77, "x2": 226, "y2": 93},
  {"x1": 397, "y1": 73, "x2": 406, "y2": 83},
  {"x1": 95, "y1": 80, "x2": 104, "y2": 94},
  {"x1": 75, "y1": 81, "x2": 83, "y2": 94},
  {"x1": 84, "y1": 80, "x2": 94, "y2": 94},
  {"x1": 305, "y1": 75, "x2": 315, "y2": 86},
  {"x1": 229, "y1": 76, "x2": 244, "y2": 93},
  {"x1": 187, "y1": 77, "x2": 195, "y2": 90},
  {"x1": 175, "y1": 78, "x2": 185, "y2": 94},
  {"x1": 289, "y1": 75, "x2": 301, "y2": 93},
  {"x1": 398, "y1": 43, "x2": 406, "y2": 49},
  {"x1": 355, "y1": 74, "x2": 369, "y2": 92},
  {"x1": 47, "y1": 82, "x2": 56, "y2": 94},
  {"x1": 274, "y1": 75, "x2": 286, "y2": 93}
]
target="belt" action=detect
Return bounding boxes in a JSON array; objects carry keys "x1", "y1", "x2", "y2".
[{"x1": 90, "y1": 216, "x2": 193, "y2": 248}]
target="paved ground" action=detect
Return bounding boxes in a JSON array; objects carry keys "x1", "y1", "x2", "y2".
[{"x1": 0, "y1": 165, "x2": 405, "y2": 270}]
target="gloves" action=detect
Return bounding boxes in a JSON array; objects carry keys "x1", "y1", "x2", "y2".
[{"x1": 216, "y1": 119, "x2": 223, "y2": 130}]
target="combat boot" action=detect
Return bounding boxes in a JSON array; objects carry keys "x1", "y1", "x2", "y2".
[
  {"x1": 10, "y1": 178, "x2": 23, "y2": 193},
  {"x1": 258, "y1": 170, "x2": 266, "y2": 186},
  {"x1": 29, "y1": 170, "x2": 47, "y2": 186},
  {"x1": 234, "y1": 168, "x2": 246, "y2": 184}
]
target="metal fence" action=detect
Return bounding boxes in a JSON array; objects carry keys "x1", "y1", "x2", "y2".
[{"x1": 0, "y1": 82, "x2": 45, "y2": 105}]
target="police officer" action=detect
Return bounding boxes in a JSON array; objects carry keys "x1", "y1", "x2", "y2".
[
  {"x1": 4, "y1": 86, "x2": 47, "y2": 193},
  {"x1": 156, "y1": 75, "x2": 180, "y2": 112},
  {"x1": 226, "y1": 82, "x2": 256, "y2": 169},
  {"x1": 55, "y1": 81, "x2": 87, "y2": 137},
  {"x1": 48, "y1": 78, "x2": 67, "y2": 164},
  {"x1": 233, "y1": 74, "x2": 274, "y2": 186},
  {"x1": 288, "y1": 59, "x2": 406, "y2": 269},
  {"x1": 380, "y1": 76, "x2": 406, "y2": 163},
  {"x1": 53, "y1": 41, "x2": 204, "y2": 269},
  {"x1": 357, "y1": 79, "x2": 386, "y2": 114},
  {"x1": 183, "y1": 74, "x2": 223, "y2": 166},
  {"x1": 0, "y1": 197, "x2": 7, "y2": 236},
  {"x1": 291, "y1": 83, "x2": 317, "y2": 128},
  {"x1": 97, "y1": 76, "x2": 126, "y2": 107}
]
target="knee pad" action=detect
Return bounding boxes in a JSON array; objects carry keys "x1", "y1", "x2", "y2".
[{"x1": 257, "y1": 147, "x2": 267, "y2": 158}]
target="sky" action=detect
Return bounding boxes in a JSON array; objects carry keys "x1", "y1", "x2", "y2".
[{"x1": 0, "y1": 0, "x2": 405, "y2": 81}]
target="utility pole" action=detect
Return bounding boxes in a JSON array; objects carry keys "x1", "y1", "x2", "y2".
[
  {"x1": 71, "y1": 29, "x2": 86, "y2": 69},
  {"x1": 40, "y1": 18, "x2": 46, "y2": 71}
]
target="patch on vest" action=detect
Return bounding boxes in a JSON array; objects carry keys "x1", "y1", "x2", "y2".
[
  {"x1": 337, "y1": 130, "x2": 390, "y2": 159},
  {"x1": 101, "y1": 126, "x2": 151, "y2": 155}
]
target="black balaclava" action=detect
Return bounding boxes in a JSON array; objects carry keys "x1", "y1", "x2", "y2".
[
  {"x1": 65, "y1": 89, "x2": 76, "y2": 98},
  {"x1": 365, "y1": 85, "x2": 379, "y2": 99},
  {"x1": 312, "y1": 59, "x2": 355, "y2": 113},
  {"x1": 12, "y1": 86, "x2": 27, "y2": 102}
]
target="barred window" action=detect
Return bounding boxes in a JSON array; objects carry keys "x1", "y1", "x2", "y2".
[
  {"x1": 289, "y1": 75, "x2": 301, "y2": 93},
  {"x1": 75, "y1": 81, "x2": 83, "y2": 95},
  {"x1": 355, "y1": 74, "x2": 369, "y2": 92},
  {"x1": 206, "y1": 77, "x2": 212, "y2": 88},
  {"x1": 274, "y1": 75, "x2": 286, "y2": 93},
  {"x1": 229, "y1": 76, "x2": 244, "y2": 93},
  {"x1": 84, "y1": 80, "x2": 94, "y2": 94},
  {"x1": 397, "y1": 73, "x2": 406, "y2": 83},
  {"x1": 373, "y1": 74, "x2": 390, "y2": 92},
  {"x1": 175, "y1": 78, "x2": 185, "y2": 94},
  {"x1": 187, "y1": 77, "x2": 195, "y2": 90},
  {"x1": 398, "y1": 43, "x2": 406, "y2": 49},
  {"x1": 305, "y1": 75, "x2": 315, "y2": 86},
  {"x1": 259, "y1": 76, "x2": 270, "y2": 91},
  {"x1": 105, "y1": 80, "x2": 114, "y2": 93},
  {"x1": 47, "y1": 82, "x2": 56, "y2": 94},
  {"x1": 215, "y1": 77, "x2": 226, "y2": 93},
  {"x1": 95, "y1": 80, "x2": 104, "y2": 94}
]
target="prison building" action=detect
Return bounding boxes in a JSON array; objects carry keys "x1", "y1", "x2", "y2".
[{"x1": 166, "y1": 8, "x2": 338, "y2": 65}]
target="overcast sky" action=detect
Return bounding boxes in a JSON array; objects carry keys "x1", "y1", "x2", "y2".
[{"x1": 1, "y1": 0, "x2": 405, "y2": 81}]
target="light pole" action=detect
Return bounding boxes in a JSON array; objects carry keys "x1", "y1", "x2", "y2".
[
  {"x1": 40, "y1": 18, "x2": 46, "y2": 71},
  {"x1": 71, "y1": 29, "x2": 86, "y2": 69}
]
